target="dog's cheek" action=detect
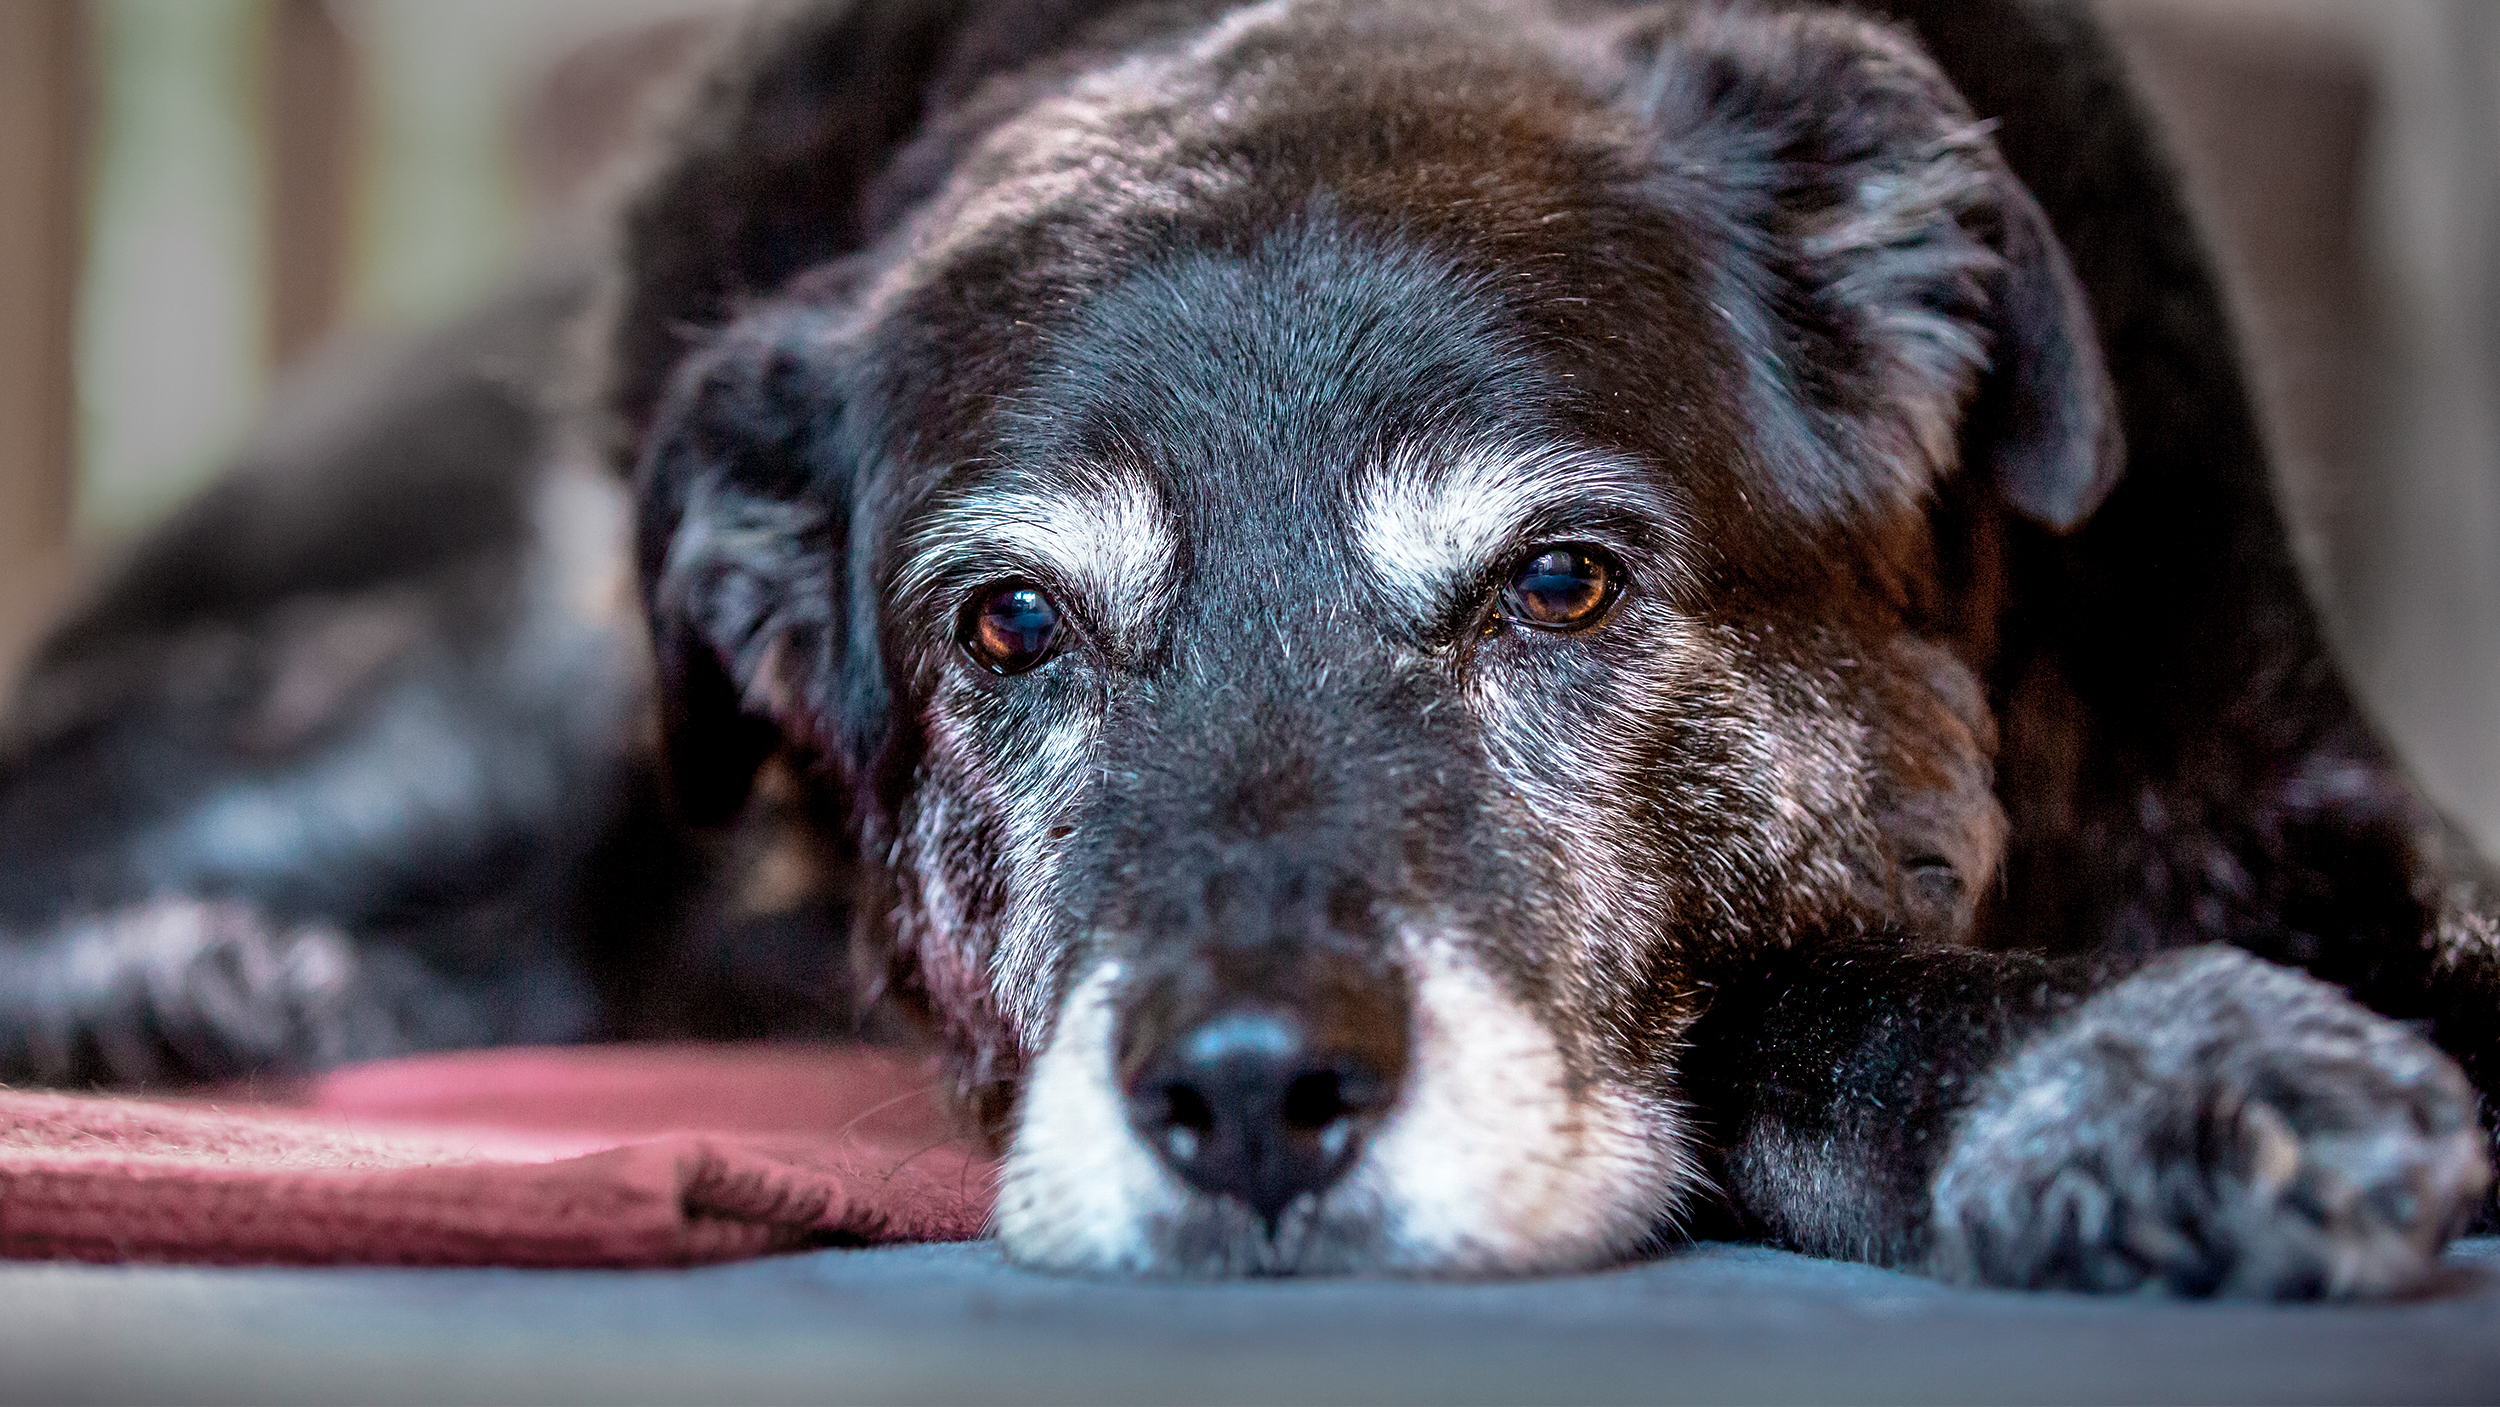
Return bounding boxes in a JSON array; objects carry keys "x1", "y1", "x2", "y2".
[
  {"x1": 979, "y1": 703, "x2": 1107, "y2": 1028},
  {"x1": 1688, "y1": 644, "x2": 1885, "y2": 942},
  {"x1": 1462, "y1": 617, "x2": 1704, "y2": 974},
  {"x1": 887, "y1": 778, "x2": 1011, "y2": 1074},
  {"x1": 888, "y1": 674, "x2": 1106, "y2": 1069},
  {"x1": 1456, "y1": 616, "x2": 1893, "y2": 1246},
  {"x1": 1466, "y1": 617, "x2": 1879, "y2": 970}
]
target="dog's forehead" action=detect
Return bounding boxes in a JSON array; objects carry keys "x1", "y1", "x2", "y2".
[
  {"x1": 1002, "y1": 221, "x2": 1547, "y2": 493},
  {"x1": 872, "y1": 2, "x2": 1746, "y2": 639},
  {"x1": 905, "y1": 220, "x2": 1675, "y2": 638}
]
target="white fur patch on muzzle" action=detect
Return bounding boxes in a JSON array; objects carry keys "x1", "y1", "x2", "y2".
[{"x1": 992, "y1": 938, "x2": 1699, "y2": 1275}]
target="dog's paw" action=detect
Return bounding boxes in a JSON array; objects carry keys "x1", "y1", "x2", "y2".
[
  {"x1": 0, "y1": 899, "x2": 488, "y2": 1085},
  {"x1": 1927, "y1": 947, "x2": 2490, "y2": 1299}
]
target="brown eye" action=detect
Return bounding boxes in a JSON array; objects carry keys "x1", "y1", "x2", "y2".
[
  {"x1": 962, "y1": 583, "x2": 1062, "y2": 673},
  {"x1": 1499, "y1": 546, "x2": 1618, "y2": 630}
]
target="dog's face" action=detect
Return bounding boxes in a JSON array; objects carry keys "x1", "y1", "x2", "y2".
[{"x1": 633, "y1": 0, "x2": 2117, "y2": 1275}]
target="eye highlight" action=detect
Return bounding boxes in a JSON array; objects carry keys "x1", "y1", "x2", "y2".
[
  {"x1": 962, "y1": 582, "x2": 1063, "y2": 673},
  {"x1": 1498, "y1": 545, "x2": 1619, "y2": 631}
]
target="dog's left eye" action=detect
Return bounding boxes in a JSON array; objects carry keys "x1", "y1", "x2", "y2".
[
  {"x1": 1498, "y1": 546, "x2": 1619, "y2": 631},
  {"x1": 962, "y1": 583, "x2": 1062, "y2": 673}
]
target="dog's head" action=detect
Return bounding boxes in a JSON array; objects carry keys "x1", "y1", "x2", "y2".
[{"x1": 619, "y1": 0, "x2": 2119, "y2": 1274}]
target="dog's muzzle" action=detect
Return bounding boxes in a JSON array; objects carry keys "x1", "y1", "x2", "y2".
[{"x1": 1116, "y1": 944, "x2": 1411, "y2": 1228}]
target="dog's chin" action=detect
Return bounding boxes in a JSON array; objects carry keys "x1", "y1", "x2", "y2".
[{"x1": 992, "y1": 946, "x2": 1700, "y2": 1278}]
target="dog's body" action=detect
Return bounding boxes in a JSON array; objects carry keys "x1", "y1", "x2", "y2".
[{"x1": 4, "y1": 0, "x2": 2496, "y2": 1296}]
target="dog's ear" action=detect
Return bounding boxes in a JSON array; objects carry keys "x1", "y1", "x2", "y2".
[
  {"x1": 1639, "y1": 6, "x2": 2122, "y2": 532},
  {"x1": 1972, "y1": 169, "x2": 2123, "y2": 532},
  {"x1": 606, "y1": 1, "x2": 990, "y2": 826},
  {"x1": 636, "y1": 310, "x2": 852, "y2": 827},
  {"x1": 612, "y1": 1, "x2": 1137, "y2": 823}
]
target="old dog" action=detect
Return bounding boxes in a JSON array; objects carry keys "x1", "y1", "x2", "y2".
[{"x1": 3, "y1": 0, "x2": 2496, "y2": 1297}]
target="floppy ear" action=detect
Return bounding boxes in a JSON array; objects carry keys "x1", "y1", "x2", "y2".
[
  {"x1": 1639, "y1": 5, "x2": 2122, "y2": 532},
  {"x1": 1979, "y1": 177, "x2": 2122, "y2": 531},
  {"x1": 618, "y1": 0, "x2": 1087, "y2": 824},
  {"x1": 610, "y1": 1, "x2": 1155, "y2": 823},
  {"x1": 635, "y1": 310, "x2": 851, "y2": 827},
  {"x1": 606, "y1": 2, "x2": 966, "y2": 828}
]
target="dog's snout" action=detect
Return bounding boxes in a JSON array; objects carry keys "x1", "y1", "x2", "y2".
[{"x1": 1125, "y1": 1008, "x2": 1398, "y2": 1226}]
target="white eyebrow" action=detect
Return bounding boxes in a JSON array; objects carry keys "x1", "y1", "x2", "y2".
[
  {"x1": 1352, "y1": 437, "x2": 1672, "y2": 616},
  {"x1": 896, "y1": 465, "x2": 1176, "y2": 640}
]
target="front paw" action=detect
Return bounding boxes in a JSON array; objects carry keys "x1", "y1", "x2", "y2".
[
  {"x1": 0, "y1": 899, "x2": 486, "y2": 1085},
  {"x1": 1928, "y1": 948, "x2": 2489, "y2": 1298}
]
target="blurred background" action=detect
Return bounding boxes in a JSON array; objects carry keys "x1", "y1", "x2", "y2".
[{"x1": 0, "y1": 0, "x2": 2494, "y2": 849}]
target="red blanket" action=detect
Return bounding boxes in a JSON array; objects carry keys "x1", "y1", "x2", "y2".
[{"x1": 0, "y1": 1045, "x2": 996, "y2": 1268}]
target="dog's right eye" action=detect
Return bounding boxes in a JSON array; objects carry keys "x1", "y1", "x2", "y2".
[{"x1": 961, "y1": 583, "x2": 1062, "y2": 674}]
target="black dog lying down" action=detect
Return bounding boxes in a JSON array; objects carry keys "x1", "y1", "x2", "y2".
[{"x1": 3, "y1": 0, "x2": 2495, "y2": 1296}]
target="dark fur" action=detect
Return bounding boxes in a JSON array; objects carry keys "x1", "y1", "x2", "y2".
[{"x1": 2, "y1": 0, "x2": 2494, "y2": 1294}]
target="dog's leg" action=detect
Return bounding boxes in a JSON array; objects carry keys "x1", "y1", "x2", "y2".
[
  {"x1": 0, "y1": 898, "x2": 492, "y2": 1087},
  {"x1": 1686, "y1": 942, "x2": 2490, "y2": 1297}
]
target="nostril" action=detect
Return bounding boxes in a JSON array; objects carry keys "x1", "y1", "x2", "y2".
[
  {"x1": 1158, "y1": 1082, "x2": 1216, "y2": 1163},
  {"x1": 1280, "y1": 1070, "x2": 1344, "y2": 1131},
  {"x1": 1165, "y1": 1083, "x2": 1216, "y2": 1134}
]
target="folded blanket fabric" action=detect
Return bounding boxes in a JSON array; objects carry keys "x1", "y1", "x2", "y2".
[{"x1": 0, "y1": 1045, "x2": 996, "y2": 1268}]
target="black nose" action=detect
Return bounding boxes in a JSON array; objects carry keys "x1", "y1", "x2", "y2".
[{"x1": 1124, "y1": 1009, "x2": 1397, "y2": 1228}]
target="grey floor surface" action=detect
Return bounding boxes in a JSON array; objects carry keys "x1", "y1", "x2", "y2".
[{"x1": 1, "y1": 1237, "x2": 2495, "y2": 1405}]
